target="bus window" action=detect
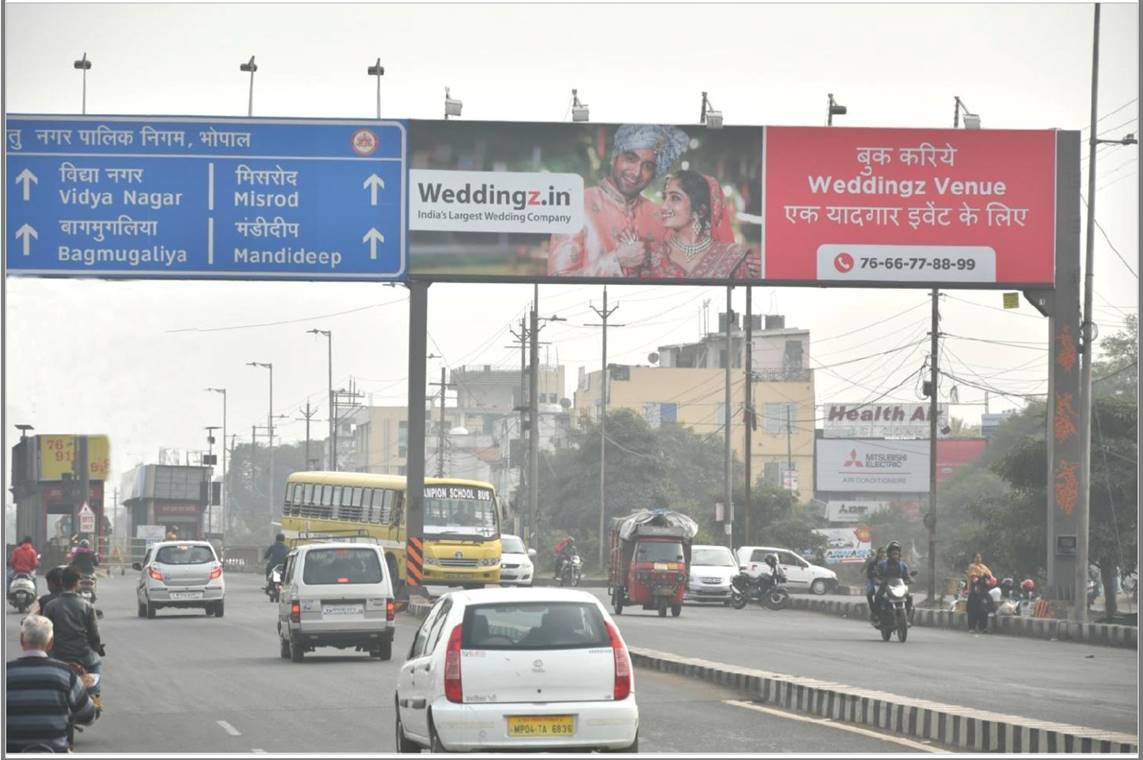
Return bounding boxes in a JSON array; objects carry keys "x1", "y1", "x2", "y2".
[
  {"x1": 331, "y1": 486, "x2": 342, "y2": 510},
  {"x1": 303, "y1": 483, "x2": 314, "y2": 505},
  {"x1": 377, "y1": 490, "x2": 394, "y2": 524},
  {"x1": 369, "y1": 489, "x2": 384, "y2": 524},
  {"x1": 338, "y1": 486, "x2": 362, "y2": 522},
  {"x1": 390, "y1": 493, "x2": 403, "y2": 526},
  {"x1": 352, "y1": 487, "x2": 364, "y2": 508}
]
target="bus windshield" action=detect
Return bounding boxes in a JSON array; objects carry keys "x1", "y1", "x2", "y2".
[{"x1": 424, "y1": 484, "x2": 498, "y2": 539}]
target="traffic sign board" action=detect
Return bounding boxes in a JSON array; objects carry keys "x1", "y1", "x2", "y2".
[{"x1": 5, "y1": 115, "x2": 406, "y2": 280}]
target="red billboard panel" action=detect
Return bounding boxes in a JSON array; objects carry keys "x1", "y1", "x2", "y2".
[
  {"x1": 764, "y1": 127, "x2": 1056, "y2": 286},
  {"x1": 936, "y1": 438, "x2": 987, "y2": 483}
]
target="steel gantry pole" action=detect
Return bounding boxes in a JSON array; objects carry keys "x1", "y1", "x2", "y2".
[
  {"x1": 724, "y1": 287, "x2": 734, "y2": 549},
  {"x1": 927, "y1": 289, "x2": 940, "y2": 603}
]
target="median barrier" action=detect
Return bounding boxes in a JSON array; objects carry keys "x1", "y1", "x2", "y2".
[
  {"x1": 400, "y1": 598, "x2": 1137, "y2": 754},
  {"x1": 788, "y1": 597, "x2": 1137, "y2": 649},
  {"x1": 627, "y1": 647, "x2": 1139, "y2": 754}
]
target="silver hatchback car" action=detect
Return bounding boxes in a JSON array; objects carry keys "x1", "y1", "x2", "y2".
[{"x1": 134, "y1": 540, "x2": 226, "y2": 618}]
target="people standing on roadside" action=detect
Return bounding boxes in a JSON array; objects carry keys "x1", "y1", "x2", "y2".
[{"x1": 965, "y1": 552, "x2": 993, "y2": 633}]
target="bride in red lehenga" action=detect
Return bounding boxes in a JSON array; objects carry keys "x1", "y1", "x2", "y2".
[{"x1": 643, "y1": 170, "x2": 759, "y2": 280}]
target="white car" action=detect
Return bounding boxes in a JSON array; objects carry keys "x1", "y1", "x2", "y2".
[
  {"x1": 735, "y1": 546, "x2": 838, "y2": 595},
  {"x1": 395, "y1": 587, "x2": 639, "y2": 753},
  {"x1": 498, "y1": 534, "x2": 536, "y2": 587},
  {"x1": 134, "y1": 540, "x2": 226, "y2": 618},
  {"x1": 685, "y1": 544, "x2": 737, "y2": 604}
]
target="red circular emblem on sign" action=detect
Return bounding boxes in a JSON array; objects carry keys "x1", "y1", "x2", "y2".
[
  {"x1": 833, "y1": 252, "x2": 854, "y2": 273},
  {"x1": 351, "y1": 129, "x2": 379, "y2": 156}
]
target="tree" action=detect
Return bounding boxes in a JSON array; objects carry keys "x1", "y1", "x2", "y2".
[
  {"x1": 225, "y1": 440, "x2": 312, "y2": 545},
  {"x1": 1093, "y1": 314, "x2": 1137, "y2": 401},
  {"x1": 948, "y1": 416, "x2": 982, "y2": 438}
]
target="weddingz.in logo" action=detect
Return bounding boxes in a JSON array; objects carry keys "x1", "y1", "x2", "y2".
[{"x1": 415, "y1": 181, "x2": 572, "y2": 211}]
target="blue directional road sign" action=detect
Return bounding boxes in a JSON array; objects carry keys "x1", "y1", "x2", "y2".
[{"x1": 5, "y1": 115, "x2": 406, "y2": 280}]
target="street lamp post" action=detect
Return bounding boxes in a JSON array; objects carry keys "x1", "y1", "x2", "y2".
[
  {"x1": 73, "y1": 53, "x2": 92, "y2": 115},
  {"x1": 307, "y1": 329, "x2": 334, "y2": 470},
  {"x1": 368, "y1": 59, "x2": 385, "y2": 119},
  {"x1": 205, "y1": 388, "x2": 228, "y2": 533},
  {"x1": 827, "y1": 93, "x2": 848, "y2": 126},
  {"x1": 247, "y1": 362, "x2": 274, "y2": 521},
  {"x1": 240, "y1": 56, "x2": 258, "y2": 117}
]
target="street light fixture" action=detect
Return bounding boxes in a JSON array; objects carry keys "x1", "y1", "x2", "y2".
[
  {"x1": 205, "y1": 387, "x2": 228, "y2": 534},
  {"x1": 73, "y1": 53, "x2": 92, "y2": 115},
  {"x1": 444, "y1": 87, "x2": 463, "y2": 119},
  {"x1": 953, "y1": 96, "x2": 981, "y2": 129},
  {"x1": 700, "y1": 91, "x2": 723, "y2": 129},
  {"x1": 571, "y1": 89, "x2": 589, "y2": 122},
  {"x1": 827, "y1": 93, "x2": 848, "y2": 126},
  {"x1": 247, "y1": 361, "x2": 274, "y2": 519},
  {"x1": 367, "y1": 58, "x2": 385, "y2": 119},
  {"x1": 306, "y1": 329, "x2": 335, "y2": 470},
  {"x1": 1094, "y1": 132, "x2": 1138, "y2": 146},
  {"x1": 15, "y1": 423, "x2": 34, "y2": 441},
  {"x1": 240, "y1": 55, "x2": 258, "y2": 117}
]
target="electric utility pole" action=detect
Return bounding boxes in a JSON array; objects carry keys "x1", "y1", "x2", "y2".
[
  {"x1": 297, "y1": 402, "x2": 318, "y2": 469},
  {"x1": 585, "y1": 286, "x2": 624, "y2": 567},
  {"x1": 430, "y1": 367, "x2": 453, "y2": 477}
]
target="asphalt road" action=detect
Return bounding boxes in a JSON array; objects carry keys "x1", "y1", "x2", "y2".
[
  {"x1": 587, "y1": 590, "x2": 1139, "y2": 735},
  {"x1": 5, "y1": 573, "x2": 941, "y2": 754}
]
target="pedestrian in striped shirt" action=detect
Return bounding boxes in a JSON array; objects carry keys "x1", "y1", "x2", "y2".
[{"x1": 6, "y1": 614, "x2": 96, "y2": 753}]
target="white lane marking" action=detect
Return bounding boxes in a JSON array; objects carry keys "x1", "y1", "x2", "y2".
[
  {"x1": 251, "y1": 749, "x2": 266, "y2": 754},
  {"x1": 216, "y1": 720, "x2": 242, "y2": 736},
  {"x1": 722, "y1": 700, "x2": 949, "y2": 753}
]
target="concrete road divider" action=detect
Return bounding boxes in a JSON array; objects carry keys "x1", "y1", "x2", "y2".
[
  {"x1": 789, "y1": 597, "x2": 1138, "y2": 649},
  {"x1": 628, "y1": 647, "x2": 1139, "y2": 754}
]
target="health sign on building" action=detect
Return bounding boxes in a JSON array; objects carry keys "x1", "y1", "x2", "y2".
[
  {"x1": 822, "y1": 402, "x2": 949, "y2": 438},
  {"x1": 815, "y1": 438, "x2": 930, "y2": 493}
]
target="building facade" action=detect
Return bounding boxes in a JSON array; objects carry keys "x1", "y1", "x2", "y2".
[{"x1": 573, "y1": 314, "x2": 815, "y2": 502}]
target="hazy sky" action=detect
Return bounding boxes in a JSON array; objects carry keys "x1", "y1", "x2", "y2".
[{"x1": 2, "y1": 1, "x2": 1138, "y2": 498}]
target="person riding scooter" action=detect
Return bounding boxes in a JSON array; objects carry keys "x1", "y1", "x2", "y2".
[
  {"x1": 864, "y1": 547, "x2": 886, "y2": 622},
  {"x1": 873, "y1": 541, "x2": 914, "y2": 623},
  {"x1": 68, "y1": 540, "x2": 99, "y2": 576},
  {"x1": 42, "y1": 567, "x2": 105, "y2": 711},
  {"x1": 263, "y1": 534, "x2": 290, "y2": 591}
]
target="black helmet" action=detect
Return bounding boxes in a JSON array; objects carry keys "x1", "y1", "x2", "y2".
[
  {"x1": 764, "y1": 553, "x2": 778, "y2": 567},
  {"x1": 886, "y1": 541, "x2": 902, "y2": 554},
  {"x1": 275, "y1": 533, "x2": 286, "y2": 542}
]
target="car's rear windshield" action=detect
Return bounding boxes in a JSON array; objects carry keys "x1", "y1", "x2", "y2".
[
  {"x1": 155, "y1": 545, "x2": 215, "y2": 565},
  {"x1": 501, "y1": 536, "x2": 526, "y2": 554},
  {"x1": 302, "y1": 548, "x2": 383, "y2": 585},
  {"x1": 692, "y1": 547, "x2": 735, "y2": 567},
  {"x1": 463, "y1": 601, "x2": 609, "y2": 650}
]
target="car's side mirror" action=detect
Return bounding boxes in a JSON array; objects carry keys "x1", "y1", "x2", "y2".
[
  {"x1": 527, "y1": 548, "x2": 537, "y2": 559},
  {"x1": 131, "y1": 562, "x2": 142, "y2": 571}
]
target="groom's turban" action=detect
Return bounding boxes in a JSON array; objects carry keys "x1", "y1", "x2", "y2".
[{"x1": 612, "y1": 124, "x2": 690, "y2": 180}]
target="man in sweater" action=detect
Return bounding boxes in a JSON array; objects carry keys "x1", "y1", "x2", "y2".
[{"x1": 6, "y1": 614, "x2": 96, "y2": 753}]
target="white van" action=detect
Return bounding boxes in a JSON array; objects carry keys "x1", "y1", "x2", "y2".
[{"x1": 277, "y1": 542, "x2": 396, "y2": 662}]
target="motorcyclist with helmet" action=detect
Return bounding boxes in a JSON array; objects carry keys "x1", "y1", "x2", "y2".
[
  {"x1": 553, "y1": 536, "x2": 577, "y2": 580},
  {"x1": 67, "y1": 540, "x2": 99, "y2": 576},
  {"x1": 263, "y1": 534, "x2": 290, "y2": 592},
  {"x1": 872, "y1": 541, "x2": 914, "y2": 623}
]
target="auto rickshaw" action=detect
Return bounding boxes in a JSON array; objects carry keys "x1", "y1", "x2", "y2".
[{"x1": 608, "y1": 509, "x2": 698, "y2": 618}]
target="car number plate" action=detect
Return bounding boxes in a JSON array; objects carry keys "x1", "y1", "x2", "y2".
[
  {"x1": 169, "y1": 591, "x2": 202, "y2": 600},
  {"x1": 506, "y1": 715, "x2": 575, "y2": 737},
  {"x1": 322, "y1": 603, "x2": 364, "y2": 618},
  {"x1": 446, "y1": 573, "x2": 468, "y2": 580}
]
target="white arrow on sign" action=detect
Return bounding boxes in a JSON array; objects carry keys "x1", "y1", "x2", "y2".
[
  {"x1": 363, "y1": 174, "x2": 385, "y2": 206},
  {"x1": 15, "y1": 224, "x2": 37, "y2": 256},
  {"x1": 15, "y1": 169, "x2": 38, "y2": 201},
  {"x1": 362, "y1": 228, "x2": 385, "y2": 260}
]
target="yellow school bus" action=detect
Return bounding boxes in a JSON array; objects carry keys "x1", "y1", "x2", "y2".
[{"x1": 281, "y1": 472, "x2": 502, "y2": 588}]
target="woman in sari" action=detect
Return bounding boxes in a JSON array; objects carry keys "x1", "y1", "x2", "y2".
[{"x1": 643, "y1": 170, "x2": 759, "y2": 280}]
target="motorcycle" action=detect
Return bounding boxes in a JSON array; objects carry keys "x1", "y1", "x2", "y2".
[
  {"x1": 559, "y1": 554, "x2": 583, "y2": 587},
  {"x1": 77, "y1": 573, "x2": 104, "y2": 619},
  {"x1": 266, "y1": 563, "x2": 284, "y2": 602},
  {"x1": 729, "y1": 568, "x2": 790, "y2": 610},
  {"x1": 7, "y1": 572, "x2": 37, "y2": 613},
  {"x1": 64, "y1": 661, "x2": 101, "y2": 750},
  {"x1": 874, "y1": 575, "x2": 914, "y2": 643}
]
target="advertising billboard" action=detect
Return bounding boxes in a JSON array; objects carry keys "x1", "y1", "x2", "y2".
[
  {"x1": 815, "y1": 438, "x2": 930, "y2": 493},
  {"x1": 811, "y1": 526, "x2": 873, "y2": 565},
  {"x1": 826, "y1": 499, "x2": 890, "y2": 523},
  {"x1": 37, "y1": 435, "x2": 111, "y2": 481},
  {"x1": 822, "y1": 402, "x2": 949, "y2": 438},
  {"x1": 765, "y1": 127, "x2": 1057, "y2": 286},
  {"x1": 407, "y1": 121, "x2": 1059, "y2": 287},
  {"x1": 409, "y1": 121, "x2": 763, "y2": 283}
]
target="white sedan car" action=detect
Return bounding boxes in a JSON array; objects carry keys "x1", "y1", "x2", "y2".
[
  {"x1": 498, "y1": 534, "x2": 536, "y2": 587},
  {"x1": 395, "y1": 587, "x2": 639, "y2": 753}
]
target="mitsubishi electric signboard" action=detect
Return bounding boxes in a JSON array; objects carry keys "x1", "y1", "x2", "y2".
[
  {"x1": 822, "y1": 402, "x2": 949, "y2": 438},
  {"x1": 816, "y1": 438, "x2": 931, "y2": 493},
  {"x1": 407, "y1": 120, "x2": 1062, "y2": 288}
]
